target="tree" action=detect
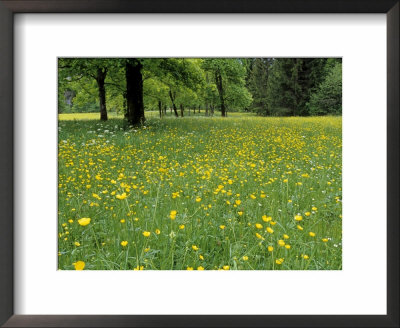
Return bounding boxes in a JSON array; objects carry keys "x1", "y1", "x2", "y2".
[
  {"x1": 125, "y1": 59, "x2": 145, "y2": 125},
  {"x1": 143, "y1": 77, "x2": 169, "y2": 118},
  {"x1": 248, "y1": 58, "x2": 271, "y2": 116},
  {"x1": 309, "y1": 61, "x2": 342, "y2": 115},
  {"x1": 153, "y1": 58, "x2": 204, "y2": 117},
  {"x1": 267, "y1": 58, "x2": 331, "y2": 116},
  {"x1": 202, "y1": 59, "x2": 251, "y2": 116},
  {"x1": 58, "y1": 58, "x2": 112, "y2": 120}
]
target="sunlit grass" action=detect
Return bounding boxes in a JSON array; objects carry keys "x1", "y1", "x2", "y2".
[{"x1": 58, "y1": 114, "x2": 342, "y2": 270}]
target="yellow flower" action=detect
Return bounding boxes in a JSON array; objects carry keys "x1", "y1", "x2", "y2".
[
  {"x1": 142, "y1": 231, "x2": 151, "y2": 237},
  {"x1": 267, "y1": 246, "x2": 274, "y2": 252},
  {"x1": 92, "y1": 193, "x2": 101, "y2": 200},
  {"x1": 179, "y1": 224, "x2": 185, "y2": 230},
  {"x1": 192, "y1": 245, "x2": 199, "y2": 251},
  {"x1": 223, "y1": 265, "x2": 230, "y2": 270},
  {"x1": 73, "y1": 261, "x2": 85, "y2": 270},
  {"x1": 68, "y1": 219, "x2": 74, "y2": 223},
  {"x1": 275, "y1": 258, "x2": 284, "y2": 265},
  {"x1": 322, "y1": 238, "x2": 329, "y2": 242},
  {"x1": 278, "y1": 240, "x2": 285, "y2": 247},
  {"x1": 283, "y1": 234, "x2": 289, "y2": 240},
  {"x1": 170, "y1": 210, "x2": 177, "y2": 220},
  {"x1": 312, "y1": 206, "x2": 318, "y2": 211},
  {"x1": 187, "y1": 267, "x2": 194, "y2": 270},
  {"x1": 78, "y1": 217, "x2": 91, "y2": 226},
  {"x1": 283, "y1": 179, "x2": 288, "y2": 183},
  {"x1": 255, "y1": 223, "x2": 263, "y2": 229},
  {"x1": 155, "y1": 229, "x2": 161, "y2": 235},
  {"x1": 303, "y1": 255, "x2": 309, "y2": 260},
  {"x1": 255, "y1": 233, "x2": 264, "y2": 240},
  {"x1": 199, "y1": 254, "x2": 204, "y2": 260},
  {"x1": 196, "y1": 197, "x2": 202, "y2": 202},
  {"x1": 116, "y1": 192, "x2": 127, "y2": 200},
  {"x1": 238, "y1": 211, "x2": 243, "y2": 216},
  {"x1": 309, "y1": 232, "x2": 316, "y2": 237},
  {"x1": 134, "y1": 265, "x2": 144, "y2": 270},
  {"x1": 305, "y1": 212, "x2": 311, "y2": 216},
  {"x1": 262, "y1": 215, "x2": 272, "y2": 222},
  {"x1": 197, "y1": 266, "x2": 204, "y2": 270},
  {"x1": 297, "y1": 225, "x2": 303, "y2": 231},
  {"x1": 226, "y1": 201, "x2": 231, "y2": 205},
  {"x1": 144, "y1": 247, "x2": 150, "y2": 252},
  {"x1": 219, "y1": 225, "x2": 226, "y2": 230},
  {"x1": 235, "y1": 200, "x2": 241, "y2": 205},
  {"x1": 250, "y1": 194, "x2": 256, "y2": 199},
  {"x1": 270, "y1": 221, "x2": 277, "y2": 225},
  {"x1": 120, "y1": 240, "x2": 128, "y2": 247},
  {"x1": 266, "y1": 227, "x2": 274, "y2": 234},
  {"x1": 285, "y1": 245, "x2": 291, "y2": 249},
  {"x1": 74, "y1": 241, "x2": 80, "y2": 247},
  {"x1": 120, "y1": 219, "x2": 125, "y2": 223},
  {"x1": 242, "y1": 256, "x2": 249, "y2": 261},
  {"x1": 294, "y1": 215, "x2": 303, "y2": 221}
]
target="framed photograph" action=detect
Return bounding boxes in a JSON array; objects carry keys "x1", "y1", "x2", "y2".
[{"x1": 0, "y1": 1, "x2": 398, "y2": 327}]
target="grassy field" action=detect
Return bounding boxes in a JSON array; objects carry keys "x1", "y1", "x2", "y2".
[{"x1": 58, "y1": 113, "x2": 342, "y2": 270}]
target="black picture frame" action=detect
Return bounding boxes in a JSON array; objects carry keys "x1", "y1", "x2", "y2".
[{"x1": 0, "y1": 1, "x2": 398, "y2": 327}]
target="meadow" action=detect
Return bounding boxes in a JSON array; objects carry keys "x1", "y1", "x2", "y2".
[{"x1": 58, "y1": 113, "x2": 342, "y2": 270}]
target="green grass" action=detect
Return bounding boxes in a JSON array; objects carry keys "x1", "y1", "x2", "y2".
[{"x1": 58, "y1": 114, "x2": 342, "y2": 270}]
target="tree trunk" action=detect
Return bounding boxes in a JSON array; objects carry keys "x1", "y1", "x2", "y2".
[
  {"x1": 205, "y1": 103, "x2": 209, "y2": 116},
  {"x1": 126, "y1": 59, "x2": 145, "y2": 125},
  {"x1": 164, "y1": 105, "x2": 167, "y2": 115},
  {"x1": 158, "y1": 100, "x2": 162, "y2": 118},
  {"x1": 123, "y1": 91, "x2": 128, "y2": 119},
  {"x1": 215, "y1": 71, "x2": 226, "y2": 117},
  {"x1": 180, "y1": 104, "x2": 184, "y2": 117},
  {"x1": 96, "y1": 67, "x2": 108, "y2": 121},
  {"x1": 188, "y1": 107, "x2": 191, "y2": 116},
  {"x1": 169, "y1": 89, "x2": 179, "y2": 117}
]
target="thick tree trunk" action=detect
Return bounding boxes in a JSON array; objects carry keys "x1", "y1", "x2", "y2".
[
  {"x1": 215, "y1": 71, "x2": 226, "y2": 117},
  {"x1": 180, "y1": 104, "x2": 184, "y2": 117},
  {"x1": 96, "y1": 68, "x2": 108, "y2": 121},
  {"x1": 169, "y1": 89, "x2": 179, "y2": 117},
  {"x1": 158, "y1": 100, "x2": 162, "y2": 118},
  {"x1": 126, "y1": 59, "x2": 145, "y2": 126},
  {"x1": 164, "y1": 105, "x2": 167, "y2": 115}
]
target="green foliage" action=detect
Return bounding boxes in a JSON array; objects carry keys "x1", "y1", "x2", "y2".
[
  {"x1": 202, "y1": 58, "x2": 252, "y2": 113},
  {"x1": 309, "y1": 62, "x2": 342, "y2": 115},
  {"x1": 248, "y1": 58, "x2": 271, "y2": 115},
  {"x1": 58, "y1": 58, "x2": 342, "y2": 118}
]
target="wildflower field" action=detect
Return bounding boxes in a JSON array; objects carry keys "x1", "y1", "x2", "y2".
[{"x1": 58, "y1": 114, "x2": 342, "y2": 270}]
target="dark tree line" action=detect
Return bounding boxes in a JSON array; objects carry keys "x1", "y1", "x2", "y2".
[{"x1": 246, "y1": 58, "x2": 342, "y2": 116}]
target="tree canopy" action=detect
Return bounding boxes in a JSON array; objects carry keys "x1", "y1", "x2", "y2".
[{"x1": 58, "y1": 57, "x2": 342, "y2": 124}]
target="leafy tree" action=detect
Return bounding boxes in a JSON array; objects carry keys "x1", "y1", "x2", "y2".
[
  {"x1": 202, "y1": 59, "x2": 251, "y2": 116},
  {"x1": 59, "y1": 58, "x2": 114, "y2": 120}
]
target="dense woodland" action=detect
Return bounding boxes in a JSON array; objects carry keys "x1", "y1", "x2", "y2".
[{"x1": 58, "y1": 58, "x2": 342, "y2": 125}]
